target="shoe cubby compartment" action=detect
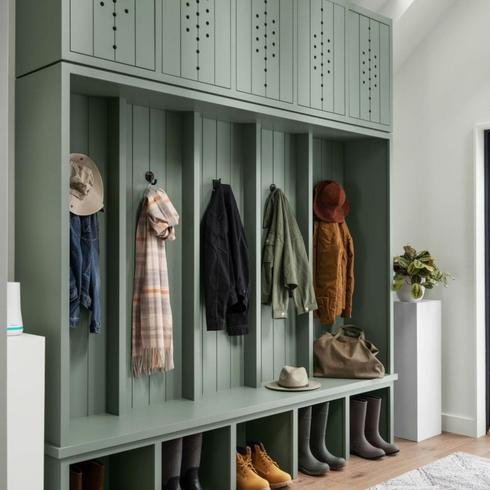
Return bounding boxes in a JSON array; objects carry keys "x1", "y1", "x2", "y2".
[
  {"x1": 68, "y1": 445, "x2": 155, "y2": 490},
  {"x1": 321, "y1": 398, "x2": 348, "y2": 460},
  {"x1": 236, "y1": 411, "x2": 296, "y2": 477},
  {"x1": 161, "y1": 427, "x2": 233, "y2": 490}
]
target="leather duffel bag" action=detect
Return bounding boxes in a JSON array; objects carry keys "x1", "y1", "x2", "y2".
[{"x1": 314, "y1": 325, "x2": 385, "y2": 379}]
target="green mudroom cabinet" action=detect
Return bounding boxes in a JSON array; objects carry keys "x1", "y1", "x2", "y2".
[{"x1": 15, "y1": 1, "x2": 395, "y2": 489}]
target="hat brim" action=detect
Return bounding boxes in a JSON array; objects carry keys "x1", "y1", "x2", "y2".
[
  {"x1": 313, "y1": 200, "x2": 350, "y2": 223},
  {"x1": 69, "y1": 153, "x2": 104, "y2": 216},
  {"x1": 264, "y1": 380, "x2": 321, "y2": 392}
]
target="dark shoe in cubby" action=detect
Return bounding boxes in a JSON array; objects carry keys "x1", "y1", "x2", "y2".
[
  {"x1": 310, "y1": 402, "x2": 346, "y2": 470},
  {"x1": 181, "y1": 467, "x2": 202, "y2": 490},
  {"x1": 70, "y1": 465, "x2": 83, "y2": 490},
  {"x1": 364, "y1": 396, "x2": 400, "y2": 455},
  {"x1": 163, "y1": 476, "x2": 182, "y2": 490},
  {"x1": 350, "y1": 399, "x2": 385, "y2": 460},
  {"x1": 298, "y1": 407, "x2": 330, "y2": 476},
  {"x1": 79, "y1": 460, "x2": 105, "y2": 490}
]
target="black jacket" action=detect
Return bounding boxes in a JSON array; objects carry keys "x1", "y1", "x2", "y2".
[{"x1": 202, "y1": 183, "x2": 249, "y2": 336}]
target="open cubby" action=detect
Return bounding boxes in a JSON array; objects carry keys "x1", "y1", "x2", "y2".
[
  {"x1": 15, "y1": 61, "x2": 395, "y2": 490},
  {"x1": 69, "y1": 445, "x2": 155, "y2": 490},
  {"x1": 237, "y1": 411, "x2": 296, "y2": 476}
]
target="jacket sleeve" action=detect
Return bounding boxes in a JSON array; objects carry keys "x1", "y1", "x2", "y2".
[
  {"x1": 261, "y1": 192, "x2": 275, "y2": 305},
  {"x1": 314, "y1": 222, "x2": 342, "y2": 325},
  {"x1": 282, "y1": 195, "x2": 317, "y2": 316},
  {"x1": 341, "y1": 222, "x2": 355, "y2": 319}
]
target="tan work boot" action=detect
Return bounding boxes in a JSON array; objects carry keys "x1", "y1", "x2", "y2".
[
  {"x1": 237, "y1": 448, "x2": 270, "y2": 490},
  {"x1": 250, "y1": 443, "x2": 292, "y2": 489}
]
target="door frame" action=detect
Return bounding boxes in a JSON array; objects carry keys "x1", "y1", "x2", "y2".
[{"x1": 474, "y1": 123, "x2": 489, "y2": 437}]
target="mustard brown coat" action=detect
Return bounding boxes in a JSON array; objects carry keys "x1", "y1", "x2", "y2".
[{"x1": 313, "y1": 221, "x2": 354, "y2": 325}]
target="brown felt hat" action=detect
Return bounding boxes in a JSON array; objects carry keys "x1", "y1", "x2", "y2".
[{"x1": 313, "y1": 180, "x2": 349, "y2": 223}]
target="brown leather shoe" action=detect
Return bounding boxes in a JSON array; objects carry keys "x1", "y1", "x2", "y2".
[
  {"x1": 70, "y1": 465, "x2": 82, "y2": 490},
  {"x1": 80, "y1": 460, "x2": 105, "y2": 490}
]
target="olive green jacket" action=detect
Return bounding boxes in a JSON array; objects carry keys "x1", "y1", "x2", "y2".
[{"x1": 261, "y1": 189, "x2": 317, "y2": 318}]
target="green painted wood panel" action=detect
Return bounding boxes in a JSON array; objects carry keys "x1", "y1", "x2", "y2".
[
  {"x1": 198, "y1": 0, "x2": 216, "y2": 85},
  {"x1": 369, "y1": 19, "x2": 381, "y2": 124},
  {"x1": 200, "y1": 427, "x2": 233, "y2": 490},
  {"x1": 344, "y1": 139, "x2": 390, "y2": 370},
  {"x1": 135, "y1": 0, "x2": 156, "y2": 70},
  {"x1": 70, "y1": 0, "x2": 94, "y2": 56},
  {"x1": 16, "y1": 64, "x2": 69, "y2": 447},
  {"x1": 161, "y1": 0, "x2": 181, "y2": 76},
  {"x1": 379, "y1": 22, "x2": 391, "y2": 126},
  {"x1": 238, "y1": 0, "x2": 293, "y2": 102},
  {"x1": 215, "y1": 0, "x2": 232, "y2": 88},
  {"x1": 347, "y1": 9, "x2": 360, "y2": 119},
  {"x1": 94, "y1": 0, "x2": 116, "y2": 61},
  {"x1": 297, "y1": 0, "x2": 345, "y2": 114},
  {"x1": 359, "y1": 15, "x2": 370, "y2": 121},
  {"x1": 115, "y1": 0, "x2": 136, "y2": 65},
  {"x1": 312, "y1": 138, "x2": 344, "y2": 340},
  {"x1": 199, "y1": 117, "x2": 251, "y2": 395}
]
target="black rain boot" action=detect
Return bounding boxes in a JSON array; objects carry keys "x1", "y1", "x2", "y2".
[
  {"x1": 181, "y1": 433, "x2": 203, "y2": 490},
  {"x1": 310, "y1": 402, "x2": 346, "y2": 470},
  {"x1": 298, "y1": 406, "x2": 330, "y2": 476},
  {"x1": 163, "y1": 438, "x2": 183, "y2": 490},
  {"x1": 364, "y1": 397, "x2": 399, "y2": 455},
  {"x1": 350, "y1": 399, "x2": 385, "y2": 459}
]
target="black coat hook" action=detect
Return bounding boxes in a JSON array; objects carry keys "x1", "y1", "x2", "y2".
[
  {"x1": 213, "y1": 178, "x2": 221, "y2": 190},
  {"x1": 270, "y1": 184, "x2": 277, "y2": 192},
  {"x1": 145, "y1": 171, "x2": 157, "y2": 185}
]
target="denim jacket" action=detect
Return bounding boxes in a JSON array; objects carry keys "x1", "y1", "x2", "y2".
[{"x1": 70, "y1": 213, "x2": 101, "y2": 333}]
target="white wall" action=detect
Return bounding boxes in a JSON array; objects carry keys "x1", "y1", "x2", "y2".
[
  {"x1": 0, "y1": 0, "x2": 13, "y2": 487},
  {"x1": 393, "y1": 0, "x2": 490, "y2": 436}
]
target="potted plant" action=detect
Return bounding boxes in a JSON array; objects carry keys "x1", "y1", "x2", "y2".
[{"x1": 392, "y1": 245, "x2": 452, "y2": 302}]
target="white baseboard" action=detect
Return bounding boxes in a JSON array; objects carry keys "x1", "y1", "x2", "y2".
[{"x1": 442, "y1": 412, "x2": 477, "y2": 437}]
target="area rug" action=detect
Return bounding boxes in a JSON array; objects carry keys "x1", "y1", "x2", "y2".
[{"x1": 371, "y1": 452, "x2": 490, "y2": 489}]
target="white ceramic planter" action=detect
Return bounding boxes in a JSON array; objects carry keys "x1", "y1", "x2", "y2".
[{"x1": 396, "y1": 281, "x2": 425, "y2": 302}]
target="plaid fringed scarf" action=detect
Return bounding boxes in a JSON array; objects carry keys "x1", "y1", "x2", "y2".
[{"x1": 132, "y1": 187, "x2": 179, "y2": 377}]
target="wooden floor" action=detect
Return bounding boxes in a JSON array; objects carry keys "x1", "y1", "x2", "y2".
[{"x1": 293, "y1": 432, "x2": 490, "y2": 489}]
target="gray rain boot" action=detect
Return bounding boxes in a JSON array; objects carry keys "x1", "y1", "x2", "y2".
[
  {"x1": 365, "y1": 397, "x2": 399, "y2": 455},
  {"x1": 163, "y1": 438, "x2": 183, "y2": 490},
  {"x1": 181, "y1": 433, "x2": 203, "y2": 490},
  {"x1": 298, "y1": 406, "x2": 330, "y2": 476},
  {"x1": 311, "y1": 402, "x2": 346, "y2": 470},
  {"x1": 350, "y1": 399, "x2": 385, "y2": 460}
]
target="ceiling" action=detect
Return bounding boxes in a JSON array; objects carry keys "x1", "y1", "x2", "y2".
[{"x1": 351, "y1": 0, "x2": 457, "y2": 71}]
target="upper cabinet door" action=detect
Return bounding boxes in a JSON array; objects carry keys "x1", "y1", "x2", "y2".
[
  {"x1": 236, "y1": 0, "x2": 294, "y2": 103},
  {"x1": 162, "y1": 0, "x2": 232, "y2": 88},
  {"x1": 297, "y1": 0, "x2": 345, "y2": 115},
  {"x1": 70, "y1": 0, "x2": 155, "y2": 70},
  {"x1": 347, "y1": 9, "x2": 391, "y2": 126}
]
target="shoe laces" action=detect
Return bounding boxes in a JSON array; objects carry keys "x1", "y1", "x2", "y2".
[
  {"x1": 257, "y1": 446, "x2": 279, "y2": 469},
  {"x1": 237, "y1": 453, "x2": 257, "y2": 476}
]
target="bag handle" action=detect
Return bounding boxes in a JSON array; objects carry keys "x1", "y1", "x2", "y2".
[{"x1": 334, "y1": 325, "x2": 365, "y2": 339}]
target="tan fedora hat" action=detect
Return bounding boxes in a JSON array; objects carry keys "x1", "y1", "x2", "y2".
[
  {"x1": 265, "y1": 366, "x2": 321, "y2": 392},
  {"x1": 69, "y1": 153, "x2": 104, "y2": 216}
]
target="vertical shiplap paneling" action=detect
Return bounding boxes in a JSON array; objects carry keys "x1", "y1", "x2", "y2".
[
  {"x1": 115, "y1": 0, "x2": 136, "y2": 65},
  {"x1": 297, "y1": 0, "x2": 311, "y2": 108},
  {"x1": 265, "y1": 0, "x2": 280, "y2": 100},
  {"x1": 333, "y1": 3, "x2": 345, "y2": 115},
  {"x1": 70, "y1": 94, "x2": 90, "y2": 418},
  {"x1": 251, "y1": 0, "x2": 266, "y2": 97},
  {"x1": 135, "y1": 0, "x2": 156, "y2": 70},
  {"x1": 369, "y1": 19, "x2": 381, "y2": 123},
  {"x1": 198, "y1": 0, "x2": 216, "y2": 84},
  {"x1": 201, "y1": 118, "x2": 218, "y2": 396},
  {"x1": 165, "y1": 112, "x2": 184, "y2": 401},
  {"x1": 347, "y1": 10, "x2": 360, "y2": 118},
  {"x1": 230, "y1": 125, "x2": 245, "y2": 388},
  {"x1": 312, "y1": 138, "x2": 345, "y2": 340},
  {"x1": 148, "y1": 108, "x2": 167, "y2": 405},
  {"x1": 93, "y1": 0, "x2": 115, "y2": 61},
  {"x1": 216, "y1": 121, "x2": 232, "y2": 391},
  {"x1": 279, "y1": 0, "x2": 293, "y2": 103},
  {"x1": 322, "y1": 0, "x2": 335, "y2": 113},
  {"x1": 162, "y1": 0, "x2": 182, "y2": 76},
  {"x1": 70, "y1": 0, "x2": 94, "y2": 55},
  {"x1": 310, "y1": 0, "x2": 322, "y2": 110},
  {"x1": 379, "y1": 22, "x2": 391, "y2": 126},
  {"x1": 87, "y1": 98, "x2": 108, "y2": 416},
  {"x1": 359, "y1": 15, "x2": 371, "y2": 121},
  {"x1": 215, "y1": 0, "x2": 231, "y2": 88},
  {"x1": 181, "y1": 0, "x2": 198, "y2": 80},
  {"x1": 236, "y1": 0, "x2": 252, "y2": 93},
  {"x1": 130, "y1": 105, "x2": 151, "y2": 408},
  {"x1": 260, "y1": 129, "x2": 274, "y2": 382}
]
